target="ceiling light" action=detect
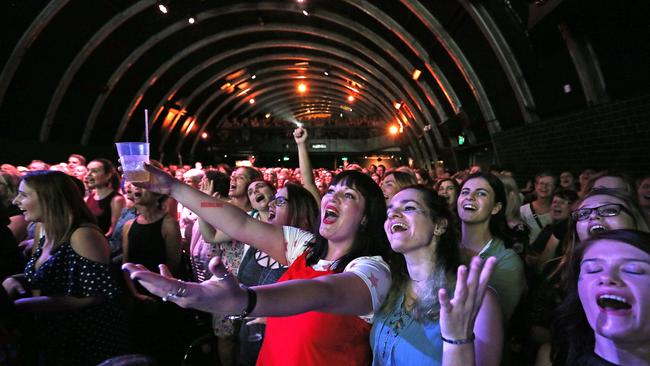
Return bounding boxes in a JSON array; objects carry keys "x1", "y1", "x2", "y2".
[
  {"x1": 412, "y1": 69, "x2": 422, "y2": 80},
  {"x1": 302, "y1": 10, "x2": 309, "y2": 16},
  {"x1": 297, "y1": 83, "x2": 307, "y2": 93},
  {"x1": 249, "y1": 98, "x2": 256, "y2": 104},
  {"x1": 251, "y1": 74, "x2": 257, "y2": 80},
  {"x1": 188, "y1": 17, "x2": 195, "y2": 24},
  {"x1": 389, "y1": 125, "x2": 399, "y2": 135},
  {"x1": 394, "y1": 102, "x2": 402, "y2": 110},
  {"x1": 158, "y1": 3, "x2": 168, "y2": 14},
  {"x1": 347, "y1": 95, "x2": 355, "y2": 102},
  {"x1": 265, "y1": 113, "x2": 271, "y2": 118},
  {"x1": 201, "y1": 132, "x2": 208, "y2": 139},
  {"x1": 323, "y1": 71, "x2": 329, "y2": 76}
]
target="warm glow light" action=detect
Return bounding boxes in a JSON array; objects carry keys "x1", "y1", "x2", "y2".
[
  {"x1": 201, "y1": 132, "x2": 208, "y2": 139},
  {"x1": 347, "y1": 95, "x2": 355, "y2": 102},
  {"x1": 297, "y1": 83, "x2": 307, "y2": 93},
  {"x1": 302, "y1": 10, "x2": 309, "y2": 16},
  {"x1": 389, "y1": 125, "x2": 399, "y2": 135},
  {"x1": 265, "y1": 113, "x2": 271, "y2": 118},
  {"x1": 249, "y1": 98, "x2": 255, "y2": 104},
  {"x1": 158, "y1": 4, "x2": 168, "y2": 13},
  {"x1": 188, "y1": 17, "x2": 195, "y2": 24},
  {"x1": 394, "y1": 102, "x2": 402, "y2": 110},
  {"x1": 412, "y1": 69, "x2": 422, "y2": 80}
]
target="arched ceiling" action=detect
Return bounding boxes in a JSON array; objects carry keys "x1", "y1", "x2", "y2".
[{"x1": 1, "y1": 0, "x2": 648, "y2": 168}]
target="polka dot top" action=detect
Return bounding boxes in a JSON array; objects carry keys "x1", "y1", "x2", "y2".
[{"x1": 25, "y1": 237, "x2": 121, "y2": 299}]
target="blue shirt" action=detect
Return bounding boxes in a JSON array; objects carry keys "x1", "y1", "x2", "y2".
[{"x1": 370, "y1": 295, "x2": 444, "y2": 366}]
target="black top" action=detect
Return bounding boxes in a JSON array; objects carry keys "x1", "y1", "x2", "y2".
[
  {"x1": 24, "y1": 236, "x2": 129, "y2": 365},
  {"x1": 576, "y1": 351, "x2": 619, "y2": 366},
  {"x1": 86, "y1": 191, "x2": 118, "y2": 234},
  {"x1": 126, "y1": 215, "x2": 167, "y2": 272}
]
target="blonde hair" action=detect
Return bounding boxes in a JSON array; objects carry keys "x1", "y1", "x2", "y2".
[{"x1": 22, "y1": 171, "x2": 96, "y2": 247}]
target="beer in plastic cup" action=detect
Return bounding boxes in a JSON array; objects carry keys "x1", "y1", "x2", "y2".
[{"x1": 115, "y1": 142, "x2": 150, "y2": 182}]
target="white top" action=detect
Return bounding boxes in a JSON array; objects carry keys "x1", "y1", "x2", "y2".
[
  {"x1": 283, "y1": 226, "x2": 392, "y2": 322},
  {"x1": 519, "y1": 203, "x2": 552, "y2": 244}
]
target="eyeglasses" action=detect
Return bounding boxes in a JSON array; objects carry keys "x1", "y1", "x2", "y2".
[
  {"x1": 269, "y1": 196, "x2": 289, "y2": 207},
  {"x1": 571, "y1": 203, "x2": 630, "y2": 221}
]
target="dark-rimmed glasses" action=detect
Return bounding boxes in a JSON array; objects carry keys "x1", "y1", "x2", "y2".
[
  {"x1": 571, "y1": 203, "x2": 630, "y2": 221},
  {"x1": 269, "y1": 196, "x2": 289, "y2": 207}
]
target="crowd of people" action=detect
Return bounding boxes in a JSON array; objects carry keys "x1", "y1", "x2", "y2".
[{"x1": 1, "y1": 126, "x2": 649, "y2": 366}]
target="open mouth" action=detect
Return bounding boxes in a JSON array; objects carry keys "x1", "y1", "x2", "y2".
[
  {"x1": 268, "y1": 210, "x2": 276, "y2": 220},
  {"x1": 588, "y1": 224, "x2": 608, "y2": 235},
  {"x1": 597, "y1": 294, "x2": 631, "y2": 311},
  {"x1": 390, "y1": 222, "x2": 408, "y2": 234},
  {"x1": 323, "y1": 206, "x2": 339, "y2": 224},
  {"x1": 255, "y1": 194, "x2": 265, "y2": 203},
  {"x1": 462, "y1": 203, "x2": 477, "y2": 211}
]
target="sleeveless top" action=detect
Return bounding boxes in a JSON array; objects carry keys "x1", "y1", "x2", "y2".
[
  {"x1": 256, "y1": 252, "x2": 372, "y2": 366},
  {"x1": 24, "y1": 236, "x2": 129, "y2": 365},
  {"x1": 126, "y1": 215, "x2": 167, "y2": 272},
  {"x1": 237, "y1": 246, "x2": 287, "y2": 287},
  {"x1": 86, "y1": 190, "x2": 118, "y2": 234},
  {"x1": 370, "y1": 295, "x2": 444, "y2": 366}
]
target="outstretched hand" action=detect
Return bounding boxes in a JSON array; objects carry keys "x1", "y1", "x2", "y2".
[
  {"x1": 131, "y1": 163, "x2": 178, "y2": 195},
  {"x1": 122, "y1": 256, "x2": 246, "y2": 314},
  {"x1": 438, "y1": 256, "x2": 497, "y2": 341},
  {"x1": 293, "y1": 126, "x2": 308, "y2": 145}
]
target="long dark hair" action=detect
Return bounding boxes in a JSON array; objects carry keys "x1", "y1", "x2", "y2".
[
  {"x1": 382, "y1": 185, "x2": 461, "y2": 322},
  {"x1": 284, "y1": 183, "x2": 319, "y2": 232},
  {"x1": 460, "y1": 172, "x2": 514, "y2": 247},
  {"x1": 91, "y1": 158, "x2": 121, "y2": 191},
  {"x1": 306, "y1": 170, "x2": 390, "y2": 272},
  {"x1": 22, "y1": 171, "x2": 97, "y2": 247},
  {"x1": 553, "y1": 229, "x2": 650, "y2": 365}
]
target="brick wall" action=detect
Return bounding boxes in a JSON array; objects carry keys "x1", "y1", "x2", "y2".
[{"x1": 493, "y1": 94, "x2": 650, "y2": 181}]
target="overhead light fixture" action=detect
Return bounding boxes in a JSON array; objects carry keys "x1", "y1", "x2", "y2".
[
  {"x1": 249, "y1": 98, "x2": 256, "y2": 104},
  {"x1": 347, "y1": 95, "x2": 355, "y2": 102},
  {"x1": 302, "y1": 10, "x2": 309, "y2": 16},
  {"x1": 251, "y1": 74, "x2": 257, "y2": 79},
  {"x1": 412, "y1": 69, "x2": 422, "y2": 80},
  {"x1": 389, "y1": 125, "x2": 399, "y2": 135},
  {"x1": 201, "y1": 132, "x2": 208, "y2": 139},
  {"x1": 157, "y1": 3, "x2": 168, "y2": 14},
  {"x1": 323, "y1": 71, "x2": 329, "y2": 76},
  {"x1": 265, "y1": 113, "x2": 271, "y2": 118},
  {"x1": 297, "y1": 83, "x2": 307, "y2": 93},
  {"x1": 394, "y1": 102, "x2": 402, "y2": 110},
  {"x1": 188, "y1": 17, "x2": 196, "y2": 24}
]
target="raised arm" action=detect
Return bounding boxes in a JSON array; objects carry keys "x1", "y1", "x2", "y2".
[
  {"x1": 293, "y1": 127, "x2": 321, "y2": 205},
  {"x1": 137, "y1": 164, "x2": 288, "y2": 264},
  {"x1": 439, "y1": 256, "x2": 502, "y2": 366}
]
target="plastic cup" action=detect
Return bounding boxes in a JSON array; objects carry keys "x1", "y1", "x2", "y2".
[{"x1": 115, "y1": 142, "x2": 150, "y2": 182}]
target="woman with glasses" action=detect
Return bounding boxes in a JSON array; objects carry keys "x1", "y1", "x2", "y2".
[
  {"x1": 372, "y1": 185, "x2": 502, "y2": 365},
  {"x1": 237, "y1": 181, "x2": 319, "y2": 365},
  {"x1": 534, "y1": 188, "x2": 649, "y2": 365},
  {"x1": 124, "y1": 166, "x2": 391, "y2": 366}
]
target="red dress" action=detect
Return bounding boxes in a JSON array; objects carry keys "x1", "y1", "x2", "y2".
[{"x1": 256, "y1": 253, "x2": 372, "y2": 366}]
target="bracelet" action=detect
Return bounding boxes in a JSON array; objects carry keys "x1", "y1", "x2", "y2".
[
  {"x1": 226, "y1": 286, "x2": 257, "y2": 320},
  {"x1": 441, "y1": 333, "x2": 475, "y2": 345}
]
